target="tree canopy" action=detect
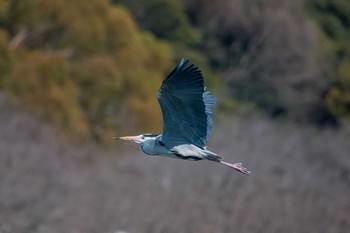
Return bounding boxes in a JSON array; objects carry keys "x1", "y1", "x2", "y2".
[
  {"x1": 307, "y1": 0, "x2": 350, "y2": 120},
  {"x1": 0, "y1": 0, "x2": 171, "y2": 141},
  {"x1": 1, "y1": 0, "x2": 350, "y2": 143}
]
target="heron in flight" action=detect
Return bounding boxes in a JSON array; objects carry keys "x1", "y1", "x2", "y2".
[{"x1": 116, "y1": 59, "x2": 250, "y2": 175}]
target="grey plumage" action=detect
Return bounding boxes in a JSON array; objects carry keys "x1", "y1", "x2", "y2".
[{"x1": 117, "y1": 59, "x2": 250, "y2": 175}]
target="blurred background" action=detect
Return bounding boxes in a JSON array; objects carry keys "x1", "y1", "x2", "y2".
[{"x1": 0, "y1": 0, "x2": 349, "y2": 232}]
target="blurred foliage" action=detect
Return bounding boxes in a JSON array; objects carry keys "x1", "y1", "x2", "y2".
[
  {"x1": 112, "y1": 0, "x2": 201, "y2": 46},
  {"x1": 1, "y1": 0, "x2": 350, "y2": 144},
  {"x1": 0, "y1": 29, "x2": 12, "y2": 86},
  {"x1": 0, "y1": 0, "x2": 171, "y2": 142},
  {"x1": 308, "y1": 0, "x2": 350, "y2": 120},
  {"x1": 183, "y1": 0, "x2": 334, "y2": 124},
  {"x1": 111, "y1": 0, "x2": 214, "y2": 77}
]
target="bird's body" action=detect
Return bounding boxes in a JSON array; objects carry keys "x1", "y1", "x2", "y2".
[
  {"x1": 117, "y1": 59, "x2": 250, "y2": 175},
  {"x1": 140, "y1": 134, "x2": 220, "y2": 161}
]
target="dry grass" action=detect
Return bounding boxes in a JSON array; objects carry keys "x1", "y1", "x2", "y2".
[{"x1": 0, "y1": 94, "x2": 349, "y2": 233}]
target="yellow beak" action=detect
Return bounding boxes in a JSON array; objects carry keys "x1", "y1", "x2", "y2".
[{"x1": 115, "y1": 135, "x2": 143, "y2": 141}]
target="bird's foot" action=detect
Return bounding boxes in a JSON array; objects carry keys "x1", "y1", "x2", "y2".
[
  {"x1": 220, "y1": 161, "x2": 251, "y2": 175},
  {"x1": 232, "y1": 163, "x2": 251, "y2": 175}
]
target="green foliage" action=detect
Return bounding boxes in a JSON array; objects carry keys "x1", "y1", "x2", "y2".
[
  {"x1": 326, "y1": 56, "x2": 350, "y2": 119},
  {"x1": 2, "y1": 0, "x2": 141, "y2": 54},
  {"x1": 113, "y1": 0, "x2": 201, "y2": 46},
  {"x1": 112, "y1": 0, "x2": 220, "y2": 95},
  {"x1": 0, "y1": 0, "x2": 171, "y2": 142},
  {"x1": 6, "y1": 50, "x2": 90, "y2": 139},
  {"x1": 0, "y1": 29, "x2": 13, "y2": 87},
  {"x1": 3, "y1": 0, "x2": 350, "y2": 143},
  {"x1": 308, "y1": 0, "x2": 350, "y2": 120},
  {"x1": 184, "y1": 0, "x2": 332, "y2": 122}
]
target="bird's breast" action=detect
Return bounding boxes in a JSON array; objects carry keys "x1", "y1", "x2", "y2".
[{"x1": 141, "y1": 144, "x2": 158, "y2": 155}]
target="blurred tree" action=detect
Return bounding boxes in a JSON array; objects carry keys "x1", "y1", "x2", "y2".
[
  {"x1": 0, "y1": 29, "x2": 13, "y2": 87},
  {"x1": 7, "y1": 51, "x2": 90, "y2": 138},
  {"x1": 112, "y1": 0, "x2": 201, "y2": 46},
  {"x1": 112, "y1": 0, "x2": 221, "y2": 105},
  {"x1": 184, "y1": 0, "x2": 333, "y2": 123},
  {"x1": 0, "y1": 0, "x2": 171, "y2": 142},
  {"x1": 308, "y1": 0, "x2": 350, "y2": 120}
]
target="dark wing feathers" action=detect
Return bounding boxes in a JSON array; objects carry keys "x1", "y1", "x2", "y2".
[
  {"x1": 203, "y1": 89, "x2": 216, "y2": 141},
  {"x1": 157, "y1": 59, "x2": 216, "y2": 148}
]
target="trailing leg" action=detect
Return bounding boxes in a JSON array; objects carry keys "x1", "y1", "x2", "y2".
[{"x1": 219, "y1": 160, "x2": 251, "y2": 175}]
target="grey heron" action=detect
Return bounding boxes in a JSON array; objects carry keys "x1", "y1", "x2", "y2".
[{"x1": 116, "y1": 59, "x2": 250, "y2": 175}]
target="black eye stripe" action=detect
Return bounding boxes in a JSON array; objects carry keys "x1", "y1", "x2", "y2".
[{"x1": 143, "y1": 134, "x2": 159, "y2": 137}]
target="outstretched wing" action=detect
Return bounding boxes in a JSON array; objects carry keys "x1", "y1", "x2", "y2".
[{"x1": 157, "y1": 59, "x2": 216, "y2": 149}]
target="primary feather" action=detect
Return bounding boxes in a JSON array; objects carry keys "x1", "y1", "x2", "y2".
[{"x1": 157, "y1": 59, "x2": 216, "y2": 149}]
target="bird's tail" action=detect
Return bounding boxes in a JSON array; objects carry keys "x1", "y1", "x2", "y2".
[{"x1": 203, "y1": 150, "x2": 222, "y2": 162}]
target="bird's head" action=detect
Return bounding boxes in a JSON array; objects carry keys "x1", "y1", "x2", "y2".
[{"x1": 115, "y1": 133, "x2": 159, "y2": 144}]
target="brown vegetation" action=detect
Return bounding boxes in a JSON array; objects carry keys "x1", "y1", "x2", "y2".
[
  {"x1": 184, "y1": 0, "x2": 333, "y2": 123},
  {"x1": 0, "y1": 0, "x2": 171, "y2": 141},
  {"x1": 1, "y1": 0, "x2": 350, "y2": 142},
  {"x1": 0, "y1": 1, "x2": 350, "y2": 231},
  {"x1": 1, "y1": 94, "x2": 349, "y2": 233}
]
